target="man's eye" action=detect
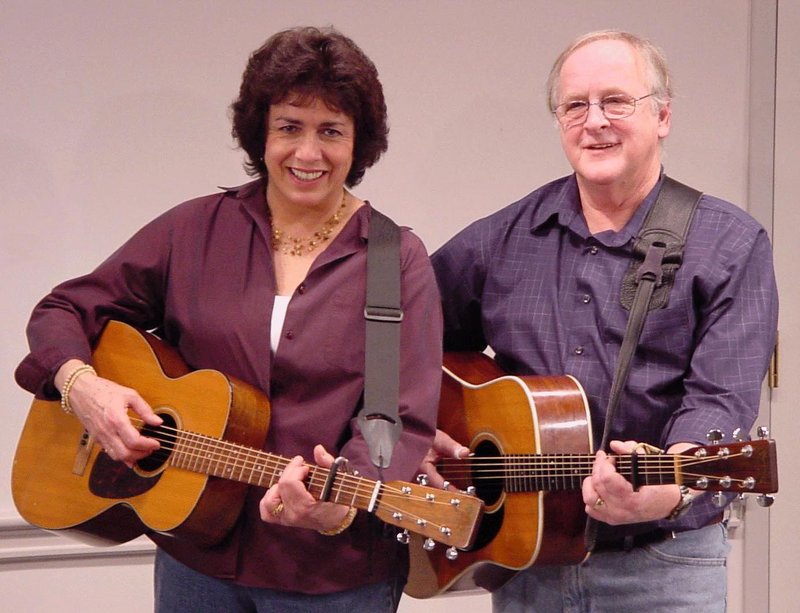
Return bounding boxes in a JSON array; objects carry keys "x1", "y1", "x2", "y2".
[{"x1": 565, "y1": 101, "x2": 588, "y2": 112}]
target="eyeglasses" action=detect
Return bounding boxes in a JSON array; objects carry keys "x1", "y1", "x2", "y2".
[{"x1": 553, "y1": 93, "x2": 655, "y2": 127}]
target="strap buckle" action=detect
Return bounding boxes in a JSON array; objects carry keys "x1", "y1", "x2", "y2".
[{"x1": 364, "y1": 305, "x2": 403, "y2": 323}]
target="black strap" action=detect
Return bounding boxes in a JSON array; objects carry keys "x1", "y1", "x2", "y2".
[
  {"x1": 357, "y1": 210, "x2": 403, "y2": 470},
  {"x1": 620, "y1": 177, "x2": 703, "y2": 311},
  {"x1": 585, "y1": 176, "x2": 702, "y2": 551}
]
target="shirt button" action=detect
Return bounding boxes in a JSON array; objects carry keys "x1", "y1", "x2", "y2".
[
  {"x1": 582, "y1": 294, "x2": 592, "y2": 304},
  {"x1": 297, "y1": 283, "x2": 306, "y2": 294},
  {"x1": 574, "y1": 346, "x2": 584, "y2": 355},
  {"x1": 285, "y1": 330, "x2": 294, "y2": 340},
  {"x1": 590, "y1": 246, "x2": 599, "y2": 255}
]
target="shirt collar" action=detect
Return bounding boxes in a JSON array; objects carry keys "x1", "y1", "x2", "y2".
[{"x1": 531, "y1": 172, "x2": 666, "y2": 247}]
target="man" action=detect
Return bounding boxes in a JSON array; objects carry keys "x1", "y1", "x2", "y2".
[{"x1": 426, "y1": 31, "x2": 778, "y2": 611}]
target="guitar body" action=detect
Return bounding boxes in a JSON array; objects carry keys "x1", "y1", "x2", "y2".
[
  {"x1": 12, "y1": 320, "x2": 270, "y2": 546},
  {"x1": 406, "y1": 352, "x2": 592, "y2": 598}
]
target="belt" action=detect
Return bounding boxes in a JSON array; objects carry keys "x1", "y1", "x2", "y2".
[
  {"x1": 593, "y1": 528, "x2": 673, "y2": 553},
  {"x1": 593, "y1": 513, "x2": 724, "y2": 553}
]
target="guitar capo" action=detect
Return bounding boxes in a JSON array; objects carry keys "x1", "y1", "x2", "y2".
[
  {"x1": 320, "y1": 456, "x2": 351, "y2": 503},
  {"x1": 629, "y1": 442, "x2": 664, "y2": 491}
]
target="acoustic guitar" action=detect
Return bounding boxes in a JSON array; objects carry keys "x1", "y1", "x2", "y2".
[
  {"x1": 12, "y1": 320, "x2": 483, "y2": 550},
  {"x1": 405, "y1": 352, "x2": 779, "y2": 598}
]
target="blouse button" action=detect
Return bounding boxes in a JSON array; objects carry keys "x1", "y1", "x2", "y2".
[
  {"x1": 582, "y1": 294, "x2": 592, "y2": 304},
  {"x1": 590, "y1": 246, "x2": 599, "y2": 255},
  {"x1": 297, "y1": 284, "x2": 306, "y2": 294},
  {"x1": 574, "y1": 346, "x2": 584, "y2": 355},
  {"x1": 285, "y1": 330, "x2": 294, "y2": 340}
]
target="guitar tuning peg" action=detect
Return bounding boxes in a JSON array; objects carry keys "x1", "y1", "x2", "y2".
[
  {"x1": 757, "y1": 494, "x2": 775, "y2": 508},
  {"x1": 416, "y1": 473, "x2": 429, "y2": 486},
  {"x1": 706, "y1": 429, "x2": 724, "y2": 444},
  {"x1": 756, "y1": 426, "x2": 770, "y2": 440},
  {"x1": 446, "y1": 546, "x2": 459, "y2": 561},
  {"x1": 423, "y1": 538, "x2": 436, "y2": 551},
  {"x1": 396, "y1": 530, "x2": 410, "y2": 545},
  {"x1": 712, "y1": 492, "x2": 726, "y2": 507},
  {"x1": 442, "y1": 480, "x2": 451, "y2": 490},
  {"x1": 732, "y1": 428, "x2": 743, "y2": 442},
  {"x1": 466, "y1": 486, "x2": 477, "y2": 496}
]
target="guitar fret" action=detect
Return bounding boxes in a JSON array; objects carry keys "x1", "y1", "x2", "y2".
[
  {"x1": 171, "y1": 432, "x2": 185, "y2": 469},
  {"x1": 250, "y1": 450, "x2": 269, "y2": 486},
  {"x1": 226, "y1": 444, "x2": 241, "y2": 480},
  {"x1": 195, "y1": 433, "x2": 206, "y2": 473},
  {"x1": 248, "y1": 452, "x2": 261, "y2": 485}
]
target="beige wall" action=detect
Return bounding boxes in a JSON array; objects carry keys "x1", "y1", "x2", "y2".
[
  {"x1": 769, "y1": 1, "x2": 800, "y2": 612},
  {"x1": 2, "y1": 1, "x2": 792, "y2": 611}
]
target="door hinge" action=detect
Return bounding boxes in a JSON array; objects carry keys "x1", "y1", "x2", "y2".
[{"x1": 768, "y1": 331, "x2": 779, "y2": 389}]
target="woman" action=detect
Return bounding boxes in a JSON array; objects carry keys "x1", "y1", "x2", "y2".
[{"x1": 14, "y1": 27, "x2": 442, "y2": 612}]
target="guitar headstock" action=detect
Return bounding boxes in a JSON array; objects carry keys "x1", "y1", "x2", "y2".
[
  {"x1": 678, "y1": 439, "x2": 778, "y2": 495},
  {"x1": 373, "y1": 481, "x2": 483, "y2": 549}
]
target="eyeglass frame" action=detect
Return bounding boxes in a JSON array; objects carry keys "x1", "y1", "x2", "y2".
[{"x1": 552, "y1": 93, "x2": 656, "y2": 128}]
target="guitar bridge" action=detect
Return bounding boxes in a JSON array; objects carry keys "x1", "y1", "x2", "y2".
[{"x1": 72, "y1": 430, "x2": 95, "y2": 475}]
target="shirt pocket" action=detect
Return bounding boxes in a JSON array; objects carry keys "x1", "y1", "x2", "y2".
[
  {"x1": 320, "y1": 283, "x2": 366, "y2": 375},
  {"x1": 637, "y1": 303, "x2": 693, "y2": 361}
]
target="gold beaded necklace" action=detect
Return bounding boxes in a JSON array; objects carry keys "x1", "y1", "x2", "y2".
[{"x1": 270, "y1": 191, "x2": 348, "y2": 256}]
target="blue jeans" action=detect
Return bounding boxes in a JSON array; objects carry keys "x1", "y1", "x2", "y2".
[
  {"x1": 492, "y1": 522, "x2": 729, "y2": 613},
  {"x1": 154, "y1": 548, "x2": 403, "y2": 612}
]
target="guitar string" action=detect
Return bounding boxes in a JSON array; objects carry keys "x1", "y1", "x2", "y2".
[
  {"x1": 136, "y1": 423, "x2": 464, "y2": 523},
  {"x1": 435, "y1": 452, "x2": 763, "y2": 489},
  {"x1": 122, "y1": 417, "x2": 468, "y2": 540},
  {"x1": 129, "y1": 415, "x2": 762, "y2": 492}
]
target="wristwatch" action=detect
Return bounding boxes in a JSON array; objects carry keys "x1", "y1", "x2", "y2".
[{"x1": 666, "y1": 485, "x2": 695, "y2": 520}]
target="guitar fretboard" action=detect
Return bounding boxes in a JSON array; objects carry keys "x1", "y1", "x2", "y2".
[
  {"x1": 167, "y1": 429, "x2": 373, "y2": 509},
  {"x1": 439, "y1": 443, "x2": 775, "y2": 494}
]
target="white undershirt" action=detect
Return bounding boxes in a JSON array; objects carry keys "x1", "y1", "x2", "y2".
[{"x1": 271, "y1": 295, "x2": 291, "y2": 353}]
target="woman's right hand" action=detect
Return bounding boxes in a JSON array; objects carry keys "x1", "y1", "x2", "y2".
[
  {"x1": 417, "y1": 428, "x2": 470, "y2": 489},
  {"x1": 56, "y1": 359, "x2": 162, "y2": 467}
]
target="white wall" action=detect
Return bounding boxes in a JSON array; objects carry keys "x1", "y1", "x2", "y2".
[{"x1": 1, "y1": 1, "x2": 775, "y2": 612}]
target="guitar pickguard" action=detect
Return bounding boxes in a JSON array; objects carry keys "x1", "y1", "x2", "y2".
[{"x1": 89, "y1": 454, "x2": 162, "y2": 499}]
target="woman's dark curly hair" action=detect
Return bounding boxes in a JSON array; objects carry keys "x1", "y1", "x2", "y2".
[{"x1": 231, "y1": 26, "x2": 388, "y2": 187}]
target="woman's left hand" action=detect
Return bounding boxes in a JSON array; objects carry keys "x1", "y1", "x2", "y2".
[{"x1": 259, "y1": 444, "x2": 354, "y2": 532}]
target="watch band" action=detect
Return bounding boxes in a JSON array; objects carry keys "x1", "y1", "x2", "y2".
[{"x1": 666, "y1": 484, "x2": 695, "y2": 520}]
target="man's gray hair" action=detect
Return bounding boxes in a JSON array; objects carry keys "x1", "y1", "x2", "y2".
[{"x1": 546, "y1": 30, "x2": 672, "y2": 113}]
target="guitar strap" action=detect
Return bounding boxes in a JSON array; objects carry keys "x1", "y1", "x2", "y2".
[
  {"x1": 356, "y1": 209, "x2": 404, "y2": 471},
  {"x1": 585, "y1": 175, "x2": 702, "y2": 551}
]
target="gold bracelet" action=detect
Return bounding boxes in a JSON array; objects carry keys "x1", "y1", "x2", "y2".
[
  {"x1": 60, "y1": 364, "x2": 97, "y2": 414},
  {"x1": 318, "y1": 507, "x2": 357, "y2": 536}
]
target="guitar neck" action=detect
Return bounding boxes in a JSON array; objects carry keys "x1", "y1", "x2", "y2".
[
  {"x1": 137, "y1": 418, "x2": 483, "y2": 549},
  {"x1": 502, "y1": 454, "x2": 679, "y2": 492},
  {"x1": 439, "y1": 439, "x2": 778, "y2": 495},
  {"x1": 168, "y1": 431, "x2": 377, "y2": 511},
  {"x1": 443, "y1": 454, "x2": 680, "y2": 493}
]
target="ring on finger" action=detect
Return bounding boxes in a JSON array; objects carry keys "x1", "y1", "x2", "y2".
[
  {"x1": 272, "y1": 502, "x2": 284, "y2": 518},
  {"x1": 593, "y1": 496, "x2": 605, "y2": 508}
]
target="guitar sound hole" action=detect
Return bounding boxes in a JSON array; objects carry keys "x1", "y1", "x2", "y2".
[
  {"x1": 465, "y1": 439, "x2": 504, "y2": 551},
  {"x1": 137, "y1": 412, "x2": 177, "y2": 472},
  {"x1": 473, "y1": 439, "x2": 503, "y2": 506},
  {"x1": 89, "y1": 413, "x2": 173, "y2": 498}
]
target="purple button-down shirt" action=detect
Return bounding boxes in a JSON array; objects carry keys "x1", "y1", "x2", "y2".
[{"x1": 432, "y1": 173, "x2": 778, "y2": 536}]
